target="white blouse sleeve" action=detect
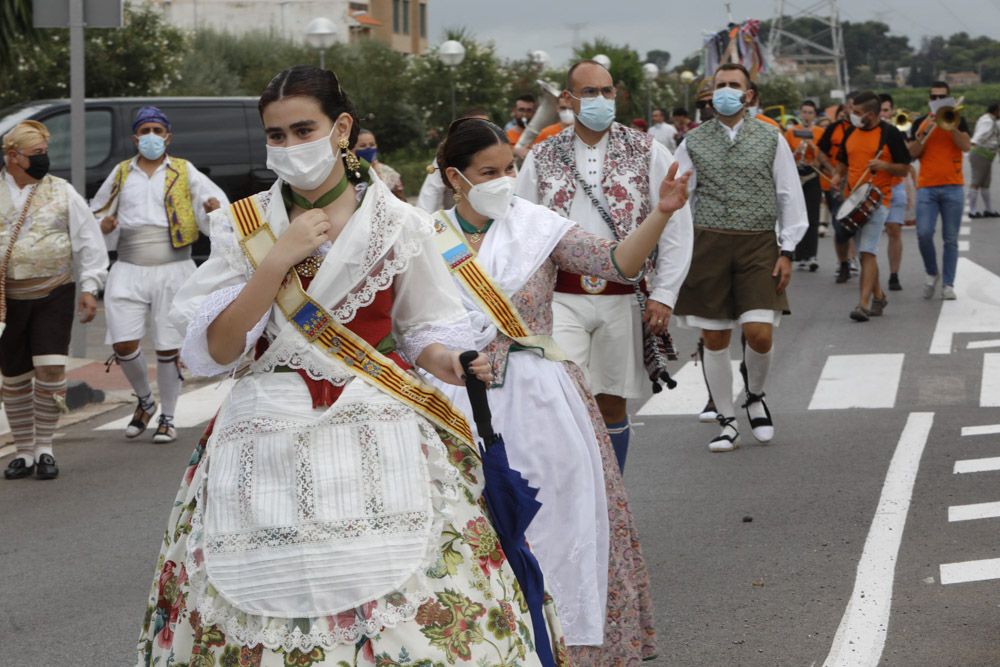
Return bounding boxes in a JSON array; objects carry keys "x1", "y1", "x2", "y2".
[
  {"x1": 391, "y1": 210, "x2": 475, "y2": 364},
  {"x1": 172, "y1": 207, "x2": 270, "y2": 377}
]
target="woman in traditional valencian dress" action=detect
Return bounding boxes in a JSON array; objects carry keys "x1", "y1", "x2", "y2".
[
  {"x1": 425, "y1": 118, "x2": 690, "y2": 666},
  {"x1": 135, "y1": 66, "x2": 568, "y2": 667}
]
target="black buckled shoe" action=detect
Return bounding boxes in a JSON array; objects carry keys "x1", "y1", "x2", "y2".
[
  {"x1": 125, "y1": 397, "x2": 157, "y2": 439},
  {"x1": 709, "y1": 415, "x2": 740, "y2": 452},
  {"x1": 742, "y1": 391, "x2": 774, "y2": 443},
  {"x1": 35, "y1": 453, "x2": 59, "y2": 480},
  {"x1": 4, "y1": 457, "x2": 35, "y2": 480}
]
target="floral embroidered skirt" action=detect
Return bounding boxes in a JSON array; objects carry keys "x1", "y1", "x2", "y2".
[
  {"x1": 563, "y1": 363, "x2": 659, "y2": 667},
  {"x1": 135, "y1": 413, "x2": 569, "y2": 667}
]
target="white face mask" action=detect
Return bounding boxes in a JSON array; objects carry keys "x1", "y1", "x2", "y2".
[
  {"x1": 458, "y1": 171, "x2": 516, "y2": 221},
  {"x1": 849, "y1": 112, "x2": 865, "y2": 129},
  {"x1": 266, "y1": 128, "x2": 338, "y2": 190},
  {"x1": 558, "y1": 108, "x2": 575, "y2": 125}
]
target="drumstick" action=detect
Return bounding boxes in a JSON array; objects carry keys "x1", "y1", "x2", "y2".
[{"x1": 848, "y1": 168, "x2": 871, "y2": 195}]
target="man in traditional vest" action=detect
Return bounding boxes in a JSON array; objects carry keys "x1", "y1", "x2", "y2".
[
  {"x1": 516, "y1": 59, "x2": 694, "y2": 471},
  {"x1": 672, "y1": 63, "x2": 807, "y2": 453},
  {"x1": 1, "y1": 120, "x2": 108, "y2": 480},
  {"x1": 91, "y1": 106, "x2": 226, "y2": 444}
]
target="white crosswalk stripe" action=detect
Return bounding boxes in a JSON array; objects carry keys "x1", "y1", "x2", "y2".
[
  {"x1": 96, "y1": 379, "x2": 233, "y2": 432},
  {"x1": 980, "y1": 354, "x2": 1000, "y2": 407},
  {"x1": 637, "y1": 361, "x2": 742, "y2": 416},
  {"x1": 940, "y1": 558, "x2": 1000, "y2": 585},
  {"x1": 808, "y1": 354, "x2": 904, "y2": 410}
]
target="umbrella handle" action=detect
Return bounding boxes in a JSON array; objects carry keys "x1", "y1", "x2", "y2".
[{"x1": 459, "y1": 350, "x2": 496, "y2": 443}]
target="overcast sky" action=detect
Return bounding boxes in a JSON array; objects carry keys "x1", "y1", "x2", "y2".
[{"x1": 427, "y1": 0, "x2": 1000, "y2": 68}]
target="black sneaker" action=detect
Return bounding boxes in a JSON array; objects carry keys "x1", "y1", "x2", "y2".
[
  {"x1": 4, "y1": 457, "x2": 34, "y2": 480},
  {"x1": 970, "y1": 211, "x2": 984, "y2": 219},
  {"x1": 888, "y1": 273, "x2": 902, "y2": 291},
  {"x1": 836, "y1": 262, "x2": 851, "y2": 284},
  {"x1": 35, "y1": 453, "x2": 59, "y2": 480}
]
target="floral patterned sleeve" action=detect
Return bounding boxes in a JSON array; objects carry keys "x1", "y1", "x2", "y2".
[{"x1": 550, "y1": 225, "x2": 644, "y2": 284}]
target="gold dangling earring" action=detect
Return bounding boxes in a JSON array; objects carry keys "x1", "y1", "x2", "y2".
[{"x1": 339, "y1": 136, "x2": 362, "y2": 180}]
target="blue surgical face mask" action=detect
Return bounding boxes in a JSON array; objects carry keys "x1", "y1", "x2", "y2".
[
  {"x1": 576, "y1": 96, "x2": 616, "y2": 132},
  {"x1": 355, "y1": 147, "x2": 378, "y2": 165},
  {"x1": 712, "y1": 87, "x2": 746, "y2": 117},
  {"x1": 138, "y1": 133, "x2": 166, "y2": 160}
]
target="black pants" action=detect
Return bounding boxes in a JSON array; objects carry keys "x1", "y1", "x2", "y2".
[{"x1": 795, "y1": 176, "x2": 822, "y2": 261}]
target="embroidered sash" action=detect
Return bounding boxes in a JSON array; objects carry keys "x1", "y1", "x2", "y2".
[
  {"x1": 432, "y1": 211, "x2": 565, "y2": 362},
  {"x1": 229, "y1": 194, "x2": 474, "y2": 448}
]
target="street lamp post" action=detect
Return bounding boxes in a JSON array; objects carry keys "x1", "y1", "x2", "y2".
[
  {"x1": 593, "y1": 53, "x2": 611, "y2": 70},
  {"x1": 305, "y1": 17, "x2": 337, "y2": 69},
  {"x1": 530, "y1": 49, "x2": 550, "y2": 70},
  {"x1": 642, "y1": 62, "x2": 658, "y2": 124},
  {"x1": 439, "y1": 40, "x2": 466, "y2": 121},
  {"x1": 680, "y1": 70, "x2": 695, "y2": 114}
]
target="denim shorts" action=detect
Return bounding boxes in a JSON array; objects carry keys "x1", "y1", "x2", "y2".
[
  {"x1": 886, "y1": 182, "x2": 907, "y2": 224},
  {"x1": 856, "y1": 203, "x2": 889, "y2": 255}
]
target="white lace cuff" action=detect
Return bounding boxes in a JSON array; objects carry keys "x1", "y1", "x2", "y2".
[
  {"x1": 181, "y1": 284, "x2": 270, "y2": 377},
  {"x1": 397, "y1": 313, "x2": 476, "y2": 365}
]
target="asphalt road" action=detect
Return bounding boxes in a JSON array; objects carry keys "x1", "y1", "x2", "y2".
[{"x1": 3, "y1": 214, "x2": 1000, "y2": 666}]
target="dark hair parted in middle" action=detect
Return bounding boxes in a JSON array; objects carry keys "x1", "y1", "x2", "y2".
[
  {"x1": 259, "y1": 65, "x2": 361, "y2": 149},
  {"x1": 435, "y1": 118, "x2": 508, "y2": 192}
]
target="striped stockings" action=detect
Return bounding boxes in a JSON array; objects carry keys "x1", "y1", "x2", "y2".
[
  {"x1": 2, "y1": 374, "x2": 34, "y2": 463},
  {"x1": 33, "y1": 378, "x2": 67, "y2": 458}
]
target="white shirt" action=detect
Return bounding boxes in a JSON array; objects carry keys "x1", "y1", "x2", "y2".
[
  {"x1": 648, "y1": 122, "x2": 678, "y2": 153},
  {"x1": 3, "y1": 171, "x2": 108, "y2": 294},
  {"x1": 90, "y1": 155, "x2": 227, "y2": 247},
  {"x1": 416, "y1": 161, "x2": 446, "y2": 212},
  {"x1": 516, "y1": 130, "x2": 695, "y2": 309},
  {"x1": 972, "y1": 113, "x2": 1000, "y2": 151},
  {"x1": 672, "y1": 118, "x2": 808, "y2": 252}
]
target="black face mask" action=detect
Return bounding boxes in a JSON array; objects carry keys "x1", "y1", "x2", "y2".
[{"x1": 24, "y1": 153, "x2": 50, "y2": 180}]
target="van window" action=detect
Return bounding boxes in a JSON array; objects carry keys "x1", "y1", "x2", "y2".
[
  {"x1": 44, "y1": 109, "x2": 114, "y2": 170},
  {"x1": 146, "y1": 105, "x2": 249, "y2": 165}
]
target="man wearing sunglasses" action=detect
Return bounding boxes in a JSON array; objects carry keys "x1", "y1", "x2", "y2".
[
  {"x1": 907, "y1": 81, "x2": 971, "y2": 300},
  {"x1": 1, "y1": 120, "x2": 108, "y2": 481},
  {"x1": 516, "y1": 59, "x2": 694, "y2": 472}
]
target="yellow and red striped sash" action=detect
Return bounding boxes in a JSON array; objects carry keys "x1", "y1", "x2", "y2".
[
  {"x1": 432, "y1": 212, "x2": 565, "y2": 362},
  {"x1": 229, "y1": 195, "x2": 474, "y2": 448}
]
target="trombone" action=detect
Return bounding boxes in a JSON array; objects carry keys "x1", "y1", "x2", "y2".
[
  {"x1": 893, "y1": 110, "x2": 913, "y2": 134},
  {"x1": 919, "y1": 96, "x2": 965, "y2": 144}
]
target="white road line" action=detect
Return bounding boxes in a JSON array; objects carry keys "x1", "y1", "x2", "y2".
[
  {"x1": 959, "y1": 240, "x2": 971, "y2": 252},
  {"x1": 930, "y1": 259, "x2": 1000, "y2": 354},
  {"x1": 981, "y1": 354, "x2": 1000, "y2": 407},
  {"x1": 940, "y1": 558, "x2": 1000, "y2": 585},
  {"x1": 96, "y1": 380, "x2": 232, "y2": 431},
  {"x1": 954, "y1": 457, "x2": 1000, "y2": 474},
  {"x1": 961, "y1": 424, "x2": 1000, "y2": 437},
  {"x1": 637, "y1": 360, "x2": 742, "y2": 416},
  {"x1": 808, "y1": 354, "x2": 904, "y2": 410},
  {"x1": 948, "y1": 501, "x2": 1000, "y2": 522},
  {"x1": 960, "y1": 225, "x2": 970, "y2": 236},
  {"x1": 967, "y1": 339, "x2": 1000, "y2": 350},
  {"x1": 822, "y1": 412, "x2": 934, "y2": 667}
]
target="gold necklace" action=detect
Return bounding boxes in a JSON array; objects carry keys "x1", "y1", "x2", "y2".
[{"x1": 294, "y1": 254, "x2": 323, "y2": 278}]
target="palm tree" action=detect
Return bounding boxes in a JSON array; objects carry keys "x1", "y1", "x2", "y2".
[{"x1": 1, "y1": 0, "x2": 35, "y2": 63}]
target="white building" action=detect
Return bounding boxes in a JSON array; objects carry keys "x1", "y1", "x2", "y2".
[{"x1": 142, "y1": 0, "x2": 429, "y2": 54}]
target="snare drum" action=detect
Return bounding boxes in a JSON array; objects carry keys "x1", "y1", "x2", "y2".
[{"x1": 836, "y1": 183, "x2": 883, "y2": 232}]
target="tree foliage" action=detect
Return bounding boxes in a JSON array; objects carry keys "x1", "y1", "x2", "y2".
[
  {"x1": 0, "y1": 3, "x2": 184, "y2": 108},
  {"x1": 1, "y1": 0, "x2": 35, "y2": 63}
]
